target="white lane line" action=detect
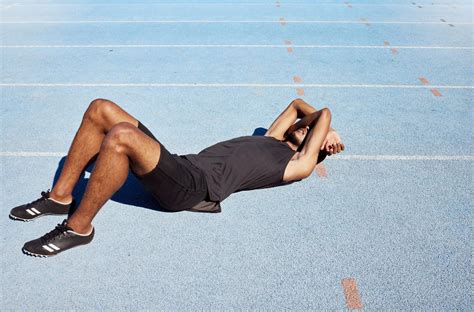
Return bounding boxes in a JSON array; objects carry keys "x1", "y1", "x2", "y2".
[
  {"x1": 1, "y1": 83, "x2": 473, "y2": 89},
  {"x1": 0, "y1": 152, "x2": 65, "y2": 157},
  {"x1": 1, "y1": 44, "x2": 472, "y2": 50},
  {"x1": 2, "y1": 4, "x2": 17, "y2": 10},
  {"x1": 1, "y1": 152, "x2": 472, "y2": 161},
  {"x1": 6, "y1": 3, "x2": 473, "y2": 6},
  {"x1": 1, "y1": 20, "x2": 473, "y2": 25},
  {"x1": 336, "y1": 155, "x2": 474, "y2": 161}
]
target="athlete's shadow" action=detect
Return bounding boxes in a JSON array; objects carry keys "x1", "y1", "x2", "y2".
[
  {"x1": 52, "y1": 157, "x2": 171, "y2": 213},
  {"x1": 52, "y1": 128, "x2": 270, "y2": 213}
]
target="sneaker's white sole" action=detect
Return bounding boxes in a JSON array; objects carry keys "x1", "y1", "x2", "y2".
[
  {"x1": 22, "y1": 248, "x2": 55, "y2": 258},
  {"x1": 9, "y1": 212, "x2": 67, "y2": 222},
  {"x1": 22, "y1": 242, "x2": 91, "y2": 258}
]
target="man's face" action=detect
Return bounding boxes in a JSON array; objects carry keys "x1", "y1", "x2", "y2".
[{"x1": 287, "y1": 126, "x2": 309, "y2": 147}]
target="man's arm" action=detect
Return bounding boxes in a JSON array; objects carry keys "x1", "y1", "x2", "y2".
[
  {"x1": 284, "y1": 108, "x2": 332, "y2": 181},
  {"x1": 265, "y1": 99, "x2": 343, "y2": 155},
  {"x1": 264, "y1": 99, "x2": 299, "y2": 140},
  {"x1": 293, "y1": 98, "x2": 343, "y2": 155},
  {"x1": 293, "y1": 98, "x2": 336, "y2": 132}
]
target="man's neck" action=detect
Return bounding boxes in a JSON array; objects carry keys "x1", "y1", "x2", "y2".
[{"x1": 284, "y1": 140, "x2": 298, "y2": 152}]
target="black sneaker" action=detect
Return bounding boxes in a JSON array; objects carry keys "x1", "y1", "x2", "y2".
[
  {"x1": 9, "y1": 190, "x2": 75, "y2": 222},
  {"x1": 22, "y1": 219, "x2": 94, "y2": 257}
]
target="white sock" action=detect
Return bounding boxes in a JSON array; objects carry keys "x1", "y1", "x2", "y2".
[{"x1": 48, "y1": 197, "x2": 72, "y2": 205}]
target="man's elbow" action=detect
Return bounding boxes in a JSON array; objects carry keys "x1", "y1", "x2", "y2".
[{"x1": 321, "y1": 107, "x2": 331, "y2": 117}]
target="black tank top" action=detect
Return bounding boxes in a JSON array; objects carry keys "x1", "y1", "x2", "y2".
[{"x1": 182, "y1": 135, "x2": 298, "y2": 202}]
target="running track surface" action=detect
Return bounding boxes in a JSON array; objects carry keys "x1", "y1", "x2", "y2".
[{"x1": 0, "y1": 0, "x2": 472, "y2": 310}]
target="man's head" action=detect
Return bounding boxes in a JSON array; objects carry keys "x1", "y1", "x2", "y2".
[
  {"x1": 285, "y1": 126, "x2": 309, "y2": 150},
  {"x1": 284, "y1": 125, "x2": 327, "y2": 164}
]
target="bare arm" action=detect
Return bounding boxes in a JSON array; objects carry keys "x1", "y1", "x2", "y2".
[
  {"x1": 293, "y1": 99, "x2": 342, "y2": 155},
  {"x1": 264, "y1": 100, "x2": 299, "y2": 140},
  {"x1": 285, "y1": 111, "x2": 318, "y2": 138},
  {"x1": 293, "y1": 98, "x2": 336, "y2": 132},
  {"x1": 265, "y1": 98, "x2": 342, "y2": 156},
  {"x1": 283, "y1": 108, "x2": 332, "y2": 181}
]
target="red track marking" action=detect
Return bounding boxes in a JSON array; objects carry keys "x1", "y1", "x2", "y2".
[
  {"x1": 293, "y1": 76, "x2": 304, "y2": 96},
  {"x1": 341, "y1": 278, "x2": 363, "y2": 310},
  {"x1": 314, "y1": 163, "x2": 327, "y2": 177},
  {"x1": 384, "y1": 41, "x2": 390, "y2": 46},
  {"x1": 419, "y1": 77, "x2": 430, "y2": 85},
  {"x1": 391, "y1": 48, "x2": 398, "y2": 55},
  {"x1": 284, "y1": 40, "x2": 293, "y2": 53},
  {"x1": 431, "y1": 88, "x2": 442, "y2": 96},
  {"x1": 419, "y1": 77, "x2": 443, "y2": 97},
  {"x1": 293, "y1": 76, "x2": 302, "y2": 83},
  {"x1": 279, "y1": 18, "x2": 286, "y2": 26}
]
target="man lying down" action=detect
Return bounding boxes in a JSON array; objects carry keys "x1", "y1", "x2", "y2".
[{"x1": 9, "y1": 98, "x2": 344, "y2": 257}]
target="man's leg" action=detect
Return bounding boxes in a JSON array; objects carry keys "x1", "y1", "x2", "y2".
[
  {"x1": 64, "y1": 122, "x2": 162, "y2": 234},
  {"x1": 9, "y1": 98, "x2": 150, "y2": 222},
  {"x1": 22, "y1": 122, "x2": 162, "y2": 256},
  {"x1": 50, "y1": 98, "x2": 140, "y2": 203}
]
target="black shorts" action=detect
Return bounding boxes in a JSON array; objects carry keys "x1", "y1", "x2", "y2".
[{"x1": 135, "y1": 121, "x2": 209, "y2": 212}]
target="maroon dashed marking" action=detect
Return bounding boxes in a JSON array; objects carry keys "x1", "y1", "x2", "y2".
[
  {"x1": 284, "y1": 40, "x2": 293, "y2": 53},
  {"x1": 419, "y1": 77, "x2": 442, "y2": 96},
  {"x1": 383, "y1": 41, "x2": 397, "y2": 55},
  {"x1": 314, "y1": 164, "x2": 327, "y2": 177},
  {"x1": 431, "y1": 89, "x2": 442, "y2": 97},
  {"x1": 341, "y1": 278, "x2": 363, "y2": 310},
  {"x1": 419, "y1": 77, "x2": 430, "y2": 85},
  {"x1": 292, "y1": 76, "x2": 305, "y2": 96}
]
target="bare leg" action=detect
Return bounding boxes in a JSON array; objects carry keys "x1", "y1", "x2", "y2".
[
  {"x1": 66, "y1": 123, "x2": 162, "y2": 234},
  {"x1": 50, "y1": 99, "x2": 139, "y2": 203}
]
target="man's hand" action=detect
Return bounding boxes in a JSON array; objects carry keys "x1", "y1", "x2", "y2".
[{"x1": 321, "y1": 130, "x2": 345, "y2": 155}]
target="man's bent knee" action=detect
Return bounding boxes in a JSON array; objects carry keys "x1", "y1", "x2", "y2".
[
  {"x1": 101, "y1": 122, "x2": 138, "y2": 153},
  {"x1": 85, "y1": 98, "x2": 118, "y2": 125}
]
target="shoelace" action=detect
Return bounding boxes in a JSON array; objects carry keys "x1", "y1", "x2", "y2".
[
  {"x1": 40, "y1": 221, "x2": 70, "y2": 244},
  {"x1": 26, "y1": 189, "x2": 51, "y2": 208}
]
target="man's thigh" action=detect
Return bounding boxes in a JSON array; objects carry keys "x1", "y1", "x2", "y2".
[{"x1": 124, "y1": 124, "x2": 162, "y2": 177}]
